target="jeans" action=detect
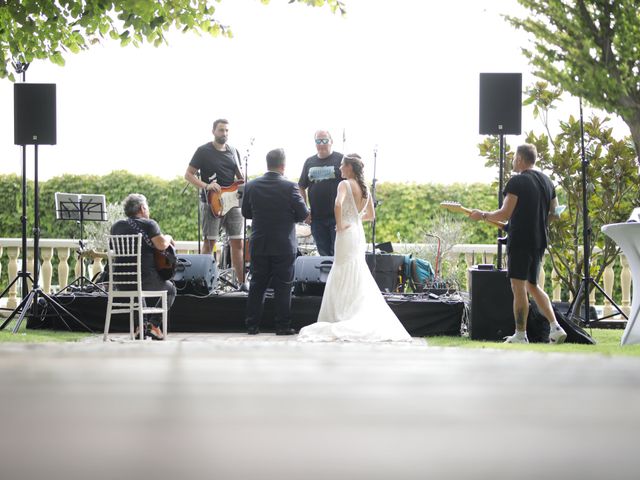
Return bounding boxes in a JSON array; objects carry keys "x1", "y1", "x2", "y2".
[{"x1": 311, "y1": 217, "x2": 336, "y2": 256}]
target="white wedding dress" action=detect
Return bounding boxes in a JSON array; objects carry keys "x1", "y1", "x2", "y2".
[{"x1": 298, "y1": 181, "x2": 411, "y2": 343}]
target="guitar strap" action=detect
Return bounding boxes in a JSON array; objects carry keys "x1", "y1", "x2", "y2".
[
  {"x1": 231, "y1": 145, "x2": 244, "y2": 179},
  {"x1": 126, "y1": 218, "x2": 155, "y2": 249}
]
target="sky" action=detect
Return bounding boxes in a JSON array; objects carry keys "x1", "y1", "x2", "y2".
[{"x1": 0, "y1": 0, "x2": 631, "y2": 186}]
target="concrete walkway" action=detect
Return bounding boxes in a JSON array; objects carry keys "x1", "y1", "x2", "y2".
[{"x1": 0, "y1": 333, "x2": 639, "y2": 480}]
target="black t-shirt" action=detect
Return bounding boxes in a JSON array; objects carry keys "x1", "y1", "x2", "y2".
[
  {"x1": 110, "y1": 217, "x2": 162, "y2": 280},
  {"x1": 503, "y1": 169, "x2": 556, "y2": 250},
  {"x1": 189, "y1": 143, "x2": 240, "y2": 200},
  {"x1": 298, "y1": 151, "x2": 342, "y2": 219}
]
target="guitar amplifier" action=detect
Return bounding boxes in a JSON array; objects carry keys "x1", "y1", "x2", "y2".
[{"x1": 174, "y1": 254, "x2": 218, "y2": 296}]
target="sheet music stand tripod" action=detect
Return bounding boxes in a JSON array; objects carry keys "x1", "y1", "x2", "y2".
[{"x1": 54, "y1": 192, "x2": 107, "y2": 294}]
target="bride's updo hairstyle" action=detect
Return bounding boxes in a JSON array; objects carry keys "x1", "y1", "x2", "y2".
[{"x1": 343, "y1": 153, "x2": 368, "y2": 199}]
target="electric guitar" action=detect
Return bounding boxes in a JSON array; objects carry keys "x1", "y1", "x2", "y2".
[
  {"x1": 154, "y1": 245, "x2": 177, "y2": 281},
  {"x1": 207, "y1": 180, "x2": 244, "y2": 218},
  {"x1": 439, "y1": 201, "x2": 507, "y2": 229}
]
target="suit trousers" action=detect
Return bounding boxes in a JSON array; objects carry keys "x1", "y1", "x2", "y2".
[{"x1": 245, "y1": 253, "x2": 296, "y2": 330}]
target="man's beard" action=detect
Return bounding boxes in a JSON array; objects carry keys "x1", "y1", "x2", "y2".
[{"x1": 214, "y1": 134, "x2": 227, "y2": 144}]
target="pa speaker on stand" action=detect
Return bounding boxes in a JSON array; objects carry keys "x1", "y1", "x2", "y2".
[{"x1": 479, "y1": 72, "x2": 522, "y2": 270}]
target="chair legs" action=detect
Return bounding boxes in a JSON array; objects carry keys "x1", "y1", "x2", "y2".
[
  {"x1": 103, "y1": 297, "x2": 113, "y2": 342},
  {"x1": 161, "y1": 291, "x2": 168, "y2": 340},
  {"x1": 103, "y1": 293, "x2": 168, "y2": 342}
]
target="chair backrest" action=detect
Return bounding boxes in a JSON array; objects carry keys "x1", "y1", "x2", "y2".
[{"x1": 107, "y1": 234, "x2": 143, "y2": 293}]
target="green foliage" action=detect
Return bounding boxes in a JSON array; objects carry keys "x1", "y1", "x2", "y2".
[
  {"x1": 372, "y1": 183, "x2": 498, "y2": 244},
  {"x1": 0, "y1": 0, "x2": 345, "y2": 80},
  {"x1": 0, "y1": 171, "x2": 202, "y2": 243},
  {"x1": 506, "y1": 0, "x2": 640, "y2": 155},
  {"x1": 0, "y1": 173, "x2": 498, "y2": 246}
]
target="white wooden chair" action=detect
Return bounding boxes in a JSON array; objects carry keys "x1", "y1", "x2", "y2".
[{"x1": 103, "y1": 234, "x2": 168, "y2": 341}]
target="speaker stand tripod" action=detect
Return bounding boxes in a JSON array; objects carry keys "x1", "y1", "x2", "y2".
[
  {"x1": 0, "y1": 145, "x2": 94, "y2": 334},
  {"x1": 566, "y1": 98, "x2": 627, "y2": 326}
]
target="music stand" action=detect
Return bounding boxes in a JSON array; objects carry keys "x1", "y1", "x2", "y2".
[{"x1": 54, "y1": 192, "x2": 107, "y2": 293}]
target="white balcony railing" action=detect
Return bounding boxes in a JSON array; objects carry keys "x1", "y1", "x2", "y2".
[{"x1": 0, "y1": 238, "x2": 632, "y2": 318}]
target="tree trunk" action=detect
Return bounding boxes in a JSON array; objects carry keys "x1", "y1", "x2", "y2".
[{"x1": 620, "y1": 111, "x2": 640, "y2": 167}]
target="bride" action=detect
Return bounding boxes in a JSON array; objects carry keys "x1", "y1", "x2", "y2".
[{"x1": 298, "y1": 154, "x2": 411, "y2": 343}]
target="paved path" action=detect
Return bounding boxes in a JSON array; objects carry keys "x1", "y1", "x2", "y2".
[{"x1": 1, "y1": 333, "x2": 639, "y2": 480}]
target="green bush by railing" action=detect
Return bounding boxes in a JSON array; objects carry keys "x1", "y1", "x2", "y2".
[{"x1": 0, "y1": 172, "x2": 499, "y2": 244}]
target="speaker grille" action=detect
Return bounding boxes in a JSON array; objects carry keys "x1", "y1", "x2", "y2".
[
  {"x1": 14, "y1": 83, "x2": 57, "y2": 145},
  {"x1": 479, "y1": 73, "x2": 522, "y2": 135}
]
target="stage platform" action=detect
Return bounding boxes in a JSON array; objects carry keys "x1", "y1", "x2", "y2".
[{"x1": 26, "y1": 292, "x2": 464, "y2": 337}]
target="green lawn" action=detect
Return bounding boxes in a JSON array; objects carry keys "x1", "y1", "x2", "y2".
[{"x1": 428, "y1": 328, "x2": 640, "y2": 357}]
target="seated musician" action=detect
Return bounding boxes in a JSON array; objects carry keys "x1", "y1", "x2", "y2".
[{"x1": 111, "y1": 193, "x2": 176, "y2": 340}]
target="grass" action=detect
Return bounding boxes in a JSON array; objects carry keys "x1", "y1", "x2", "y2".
[
  {"x1": 428, "y1": 328, "x2": 640, "y2": 357},
  {"x1": 0, "y1": 317, "x2": 92, "y2": 343}
]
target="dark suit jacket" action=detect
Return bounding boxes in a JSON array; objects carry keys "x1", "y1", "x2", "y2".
[{"x1": 241, "y1": 171, "x2": 309, "y2": 256}]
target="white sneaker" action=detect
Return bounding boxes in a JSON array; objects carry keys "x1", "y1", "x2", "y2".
[
  {"x1": 503, "y1": 333, "x2": 529, "y2": 344},
  {"x1": 549, "y1": 327, "x2": 567, "y2": 344}
]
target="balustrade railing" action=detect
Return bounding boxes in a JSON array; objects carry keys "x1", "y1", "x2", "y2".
[{"x1": 0, "y1": 238, "x2": 631, "y2": 318}]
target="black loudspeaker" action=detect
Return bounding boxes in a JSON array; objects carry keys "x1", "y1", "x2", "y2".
[
  {"x1": 479, "y1": 73, "x2": 522, "y2": 135},
  {"x1": 293, "y1": 256, "x2": 334, "y2": 295},
  {"x1": 293, "y1": 254, "x2": 405, "y2": 295},
  {"x1": 14, "y1": 83, "x2": 57, "y2": 145},
  {"x1": 174, "y1": 254, "x2": 218, "y2": 296},
  {"x1": 365, "y1": 253, "x2": 404, "y2": 292},
  {"x1": 469, "y1": 267, "x2": 515, "y2": 340}
]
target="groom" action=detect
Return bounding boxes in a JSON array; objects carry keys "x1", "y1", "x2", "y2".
[{"x1": 242, "y1": 148, "x2": 309, "y2": 335}]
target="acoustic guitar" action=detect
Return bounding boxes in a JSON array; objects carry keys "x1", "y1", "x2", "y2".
[
  {"x1": 154, "y1": 245, "x2": 177, "y2": 281},
  {"x1": 207, "y1": 180, "x2": 245, "y2": 218},
  {"x1": 439, "y1": 201, "x2": 507, "y2": 229}
]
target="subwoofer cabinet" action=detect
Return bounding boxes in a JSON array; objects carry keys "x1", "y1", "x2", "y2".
[{"x1": 469, "y1": 267, "x2": 515, "y2": 340}]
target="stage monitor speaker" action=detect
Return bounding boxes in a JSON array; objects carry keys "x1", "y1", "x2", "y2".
[
  {"x1": 14, "y1": 83, "x2": 57, "y2": 145},
  {"x1": 469, "y1": 267, "x2": 515, "y2": 340},
  {"x1": 174, "y1": 254, "x2": 218, "y2": 296},
  {"x1": 293, "y1": 254, "x2": 404, "y2": 295},
  {"x1": 293, "y1": 256, "x2": 334, "y2": 295},
  {"x1": 479, "y1": 73, "x2": 521, "y2": 135}
]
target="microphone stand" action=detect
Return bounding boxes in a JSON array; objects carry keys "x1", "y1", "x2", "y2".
[
  {"x1": 182, "y1": 174, "x2": 201, "y2": 254},
  {"x1": 566, "y1": 98, "x2": 626, "y2": 324},
  {"x1": 241, "y1": 137, "x2": 254, "y2": 284},
  {"x1": 370, "y1": 145, "x2": 379, "y2": 274}
]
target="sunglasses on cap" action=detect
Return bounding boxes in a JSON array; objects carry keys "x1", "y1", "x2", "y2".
[{"x1": 315, "y1": 138, "x2": 330, "y2": 145}]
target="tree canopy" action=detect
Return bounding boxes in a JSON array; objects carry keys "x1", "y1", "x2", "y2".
[
  {"x1": 0, "y1": 0, "x2": 345, "y2": 80},
  {"x1": 507, "y1": 0, "x2": 640, "y2": 158}
]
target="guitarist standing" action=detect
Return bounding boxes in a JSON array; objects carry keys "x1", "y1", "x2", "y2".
[
  {"x1": 111, "y1": 193, "x2": 176, "y2": 340},
  {"x1": 469, "y1": 144, "x2": 567, "y2": 344},
  {"x1": 185, "y1": 118, "x2": 246, "y2": 288}
]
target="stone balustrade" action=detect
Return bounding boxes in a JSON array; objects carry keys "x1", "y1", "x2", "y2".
[{"x1": 0, "y1": 238, "x2": 632, "y2": 317}]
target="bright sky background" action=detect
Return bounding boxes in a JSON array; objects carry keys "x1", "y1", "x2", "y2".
[{"x1": 0, "y1": 0, "x2": 630, "y2": 185}]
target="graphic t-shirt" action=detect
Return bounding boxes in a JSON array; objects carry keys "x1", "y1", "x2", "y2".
[{"x1": 298, "y1": 151, "x2": 342, "y2": 219}]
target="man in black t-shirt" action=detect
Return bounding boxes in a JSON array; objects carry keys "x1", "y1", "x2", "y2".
[
  {"x1": 185, "y1": 118, "x2": 246, "y2": 287},
  {"x1": 470, "y1": 144, "x2": 567, "y2": 344},
  {"x1": 110, "y1": 193, "x2": 176, "y2": 340},
  {"x1": 298, "y1": 130, "x2": 342, "y2": 256}
]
